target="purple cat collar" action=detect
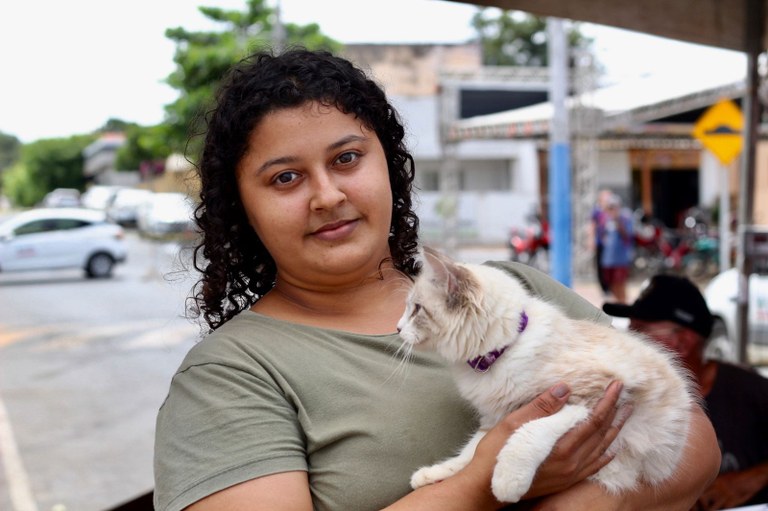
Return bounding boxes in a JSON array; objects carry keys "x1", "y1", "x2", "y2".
[{"x1": 467, "y1": 310, "x2": 528, "y2": 373}]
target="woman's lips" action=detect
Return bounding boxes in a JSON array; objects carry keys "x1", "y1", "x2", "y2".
[{"x1": 311, "y1": 219, "x2": 359, "y2": 241}]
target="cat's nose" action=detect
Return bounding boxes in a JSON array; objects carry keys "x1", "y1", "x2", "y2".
[{"x1": 396, "y1": 326, "x2": 402, "y2": 333}]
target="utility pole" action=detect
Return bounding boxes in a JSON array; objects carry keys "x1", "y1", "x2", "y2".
[
  {"x1": 438, "y1": 81, "x2": 461, "y2": 259},
  {"x1": 571, "y1": 46, "x2": 601, "y2": 281},
  {"x1": 735, "y1": 0, "x2": 764, "y2": 363},
  {"x1": 547, "y1": 18, "x2": 571, "y2": 286}
]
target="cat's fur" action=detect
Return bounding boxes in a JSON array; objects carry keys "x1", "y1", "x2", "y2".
[{"x1": 396, "y1": 248, "x2": 695, "y2": 503}]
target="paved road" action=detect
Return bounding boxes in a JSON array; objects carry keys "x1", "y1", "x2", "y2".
[{"x1": 0, "y1": 232, "x2": 201, "y2": 511}]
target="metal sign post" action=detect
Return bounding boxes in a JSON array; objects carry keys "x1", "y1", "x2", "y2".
[{"x1": 692, "y1": 99, "x2": 744, "y2": 275}]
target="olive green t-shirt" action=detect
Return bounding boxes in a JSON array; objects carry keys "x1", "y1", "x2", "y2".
[{"x1": 153, "y1": 262, "x2": 609, "y2": 511}]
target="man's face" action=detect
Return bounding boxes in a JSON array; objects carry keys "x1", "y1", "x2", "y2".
[{"x1": 629, "y1": 319, "x2": 687, "y2": 355}]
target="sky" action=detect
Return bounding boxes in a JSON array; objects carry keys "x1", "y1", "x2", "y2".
[{"x1": 0, "y1": 0, "x2": 747, "y2": 143}]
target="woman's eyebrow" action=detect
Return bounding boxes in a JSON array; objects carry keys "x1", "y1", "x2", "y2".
[
  {"x1": 256, "y1": 134, "x2": 369, "y2": 175},
  {"x1": 256, "y1": 155, "x2": 297, "y2": 176},
  {"x1": 328, "y1": 134, "x2": 368, "y2": 150}
]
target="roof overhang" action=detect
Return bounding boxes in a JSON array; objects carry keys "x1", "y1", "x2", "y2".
[{"x1": 446, "y1": 0, "x2": 768, "y2": 52}]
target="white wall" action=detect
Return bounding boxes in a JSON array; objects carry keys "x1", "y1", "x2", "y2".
[
  {"x1": 596, "y1": 150, "x2": 633, "y2": 203},
  {"x1": 412, "y1": 139, "x2": 541, "y2": 244}
]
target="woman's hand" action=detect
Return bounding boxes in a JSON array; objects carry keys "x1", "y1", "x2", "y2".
[
  {"x1": 528, "y1": 405, "x2": 721, "y2": 511},
  {"x1": 452, "y1": 381, "x2": 624, "y2": 510},
  {"x1": 522, "y1": 380, "x2": 626, "y2": 499}
]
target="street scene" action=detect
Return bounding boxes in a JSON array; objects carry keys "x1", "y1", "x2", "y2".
[
  {"x1": 0, "y1": 232, "x2": 200, "y2": 511},
  {"x1": 2, "y1": 0, "x2": 768, "y2": 510}
]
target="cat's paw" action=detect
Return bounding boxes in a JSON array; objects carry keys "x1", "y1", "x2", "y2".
[
  {"x1": 490, "y1": 464, "x2": 532, "y2": 503},
  {"x1": 410, "y1": 463, "x2": 460, "y2": 489}
]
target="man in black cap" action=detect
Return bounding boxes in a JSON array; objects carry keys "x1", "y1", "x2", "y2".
[{"x1": 603, "y1": 274, "x2": 768, "y2": 510}]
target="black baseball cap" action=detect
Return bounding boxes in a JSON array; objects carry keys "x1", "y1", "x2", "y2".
[{"x1": 602, "y1": 274, "x2": 714, "y2": 338}]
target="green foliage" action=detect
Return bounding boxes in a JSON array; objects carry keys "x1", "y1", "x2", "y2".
[
  {"x1": 471, "y1": 9, "x2": 591, "y2": 66},
  {"x1": 98, "y1": 118, "x2": 134, "y2": 134},
  {"x1": 0, "y1": 131, "x2": 21, "y2": 174},
  {"x1": 2, "y1": 135, "x2": 95, "y2": 207},
  {"x1": 163, "y1": 0, "x2": 342, "y2": 157},
  {"x1": 2, "y1": 162, "x2": 41, "y2": 207},
  {"x1": 115, "y1": 123, "x2": 173, "y2": 171}
]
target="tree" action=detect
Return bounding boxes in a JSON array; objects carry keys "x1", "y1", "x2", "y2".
[
  {"x1": 2, "y1": 135, "x2": 95, "y2": 207},
  {"x1": 471, "y1": 9, "x2": 591, "y2": 67},
  {"x1": 115, "y1": 122, "x2": 173, "y2": 171},
  {"x1": 0, "y1": 131, "x2": 21, "y2": 174},
  {"x1": 0, "y1": 131, "x2": 21, "y2": 198},
  {"x1": 163, "y1": 0, "x2": 341, "y2": 156}
]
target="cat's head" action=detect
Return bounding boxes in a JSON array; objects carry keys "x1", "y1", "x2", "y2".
[{"x1": 396, "y1": 247, "x2": 491, "y2": 362}]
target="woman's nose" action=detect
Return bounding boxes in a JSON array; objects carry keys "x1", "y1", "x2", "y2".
[{"x1": 309, "y1": 172, "x2": 346, "y2": 210}]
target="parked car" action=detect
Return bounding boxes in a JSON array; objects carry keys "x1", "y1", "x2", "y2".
[
  {"x1": 703, "y1": 267, "x2": 768, "y2": 361},
  {"x1": 106, "y1": 188, "x2": 153, "y2": 227},
  {"x1": 42, "y1": 188, "x2": 81, "y2": 208},
  {"x1": 136, "y1": 192, "x2": 197, "y2": 241},
  {"x1": 0, "y1": 208, "x2": 127, "y2": 278},
  {"x1": 81, "y1": 185, "x2": 123, "y2": 211}
]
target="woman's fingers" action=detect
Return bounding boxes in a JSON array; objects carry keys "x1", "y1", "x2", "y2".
[
  {"x1": 501, "y1": 382, "x2": 572, "y2": 432},
  {"x1": 523, "y1": 381, "x2": 627, "y2": 498},
  {"x1": 472, "y1": 383, "x2": 572, "y2": 470},
  {"x1": 552, "y1": 380, "x2": 623, "y2": 459}
]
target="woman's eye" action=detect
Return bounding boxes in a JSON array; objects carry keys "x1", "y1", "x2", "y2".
[
  {"x1": 335, "y1": 151, "x2": 359, "y2": 165},
  {"x1": 273, "y1": 171, "x2": 300, "y2": 185}
]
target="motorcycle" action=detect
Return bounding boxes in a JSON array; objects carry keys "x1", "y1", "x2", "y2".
[
  {"x1": 508, "y1": 214, "x2": 550, "y2": 272},
  {"x1": 631, "y1": 209, "x2": 719, "y2": 279}
]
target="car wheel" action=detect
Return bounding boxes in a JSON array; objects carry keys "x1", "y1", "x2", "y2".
[
  {"x1": 704, "y1": 318, "x2": 736, "y2": 362},
  {"x1": 85, "y1": 253, "x2": 115, "y2": 279}
]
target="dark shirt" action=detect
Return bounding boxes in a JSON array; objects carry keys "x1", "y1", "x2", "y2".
[{"x1": 704, "y1": 361, "x2": 768, "y2": 505}]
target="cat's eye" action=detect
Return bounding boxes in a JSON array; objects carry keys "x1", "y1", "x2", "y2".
[{"x1": 411, "y1": 303, "x2": 422, "y2": 317}]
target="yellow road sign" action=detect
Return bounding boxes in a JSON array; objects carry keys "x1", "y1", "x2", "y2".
[{"x1": 692, "y1": 99, "x2": 744, "y2": 165}]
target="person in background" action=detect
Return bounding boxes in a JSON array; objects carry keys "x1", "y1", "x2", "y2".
[
  {"x1": 591, "y1": 189, "x2": 613, "y2": 295},
  {"x1": 152, "y1": 48, "x2": 720, "y2": 511},
  {"x1": 603, "y1": 274, "x2": 768, "y2": 510},
  {"x1": 598, "y1": 193, "x2": 634, "y2": 303}
]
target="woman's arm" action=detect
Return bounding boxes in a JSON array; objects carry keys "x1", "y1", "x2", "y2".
[
  {"x1": 529, "y1": 405, "x2": 720, "y2": 511},
  {"x1": 183, "y1": 381, "x2": 625, "y2": 511},
  {"x1": 694, "y1": 460, "x2": 768, "y2": 510}
]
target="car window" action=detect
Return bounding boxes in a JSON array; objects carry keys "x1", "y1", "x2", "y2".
[
  {"x1": 14, "y1": 218, "x2": 90, "y2": 236},
  {"x1": 53, "y1": 219, "x2": 91, "y2": 230},
  {"x1": 14, "y1": 220, "x2": 55, "y2": 236}
]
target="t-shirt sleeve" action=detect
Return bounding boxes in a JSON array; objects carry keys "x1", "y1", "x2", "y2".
[
  {"x1": 483, "y1": 260, "x2": 612, "y2": 325},
  {"x1": 153, "y1": 348, "x2": 307, "y2": 511}
]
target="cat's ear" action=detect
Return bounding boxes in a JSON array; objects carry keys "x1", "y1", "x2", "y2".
[
  {"x1": 422, "y1": 246, "x2": 455, "y2": 268},
  {"x1": 422, "y1": 251, "x2": 476, "y2": 310},
  {"x1": 444, "y1": 263, "x2": 476, "y2": 310}
]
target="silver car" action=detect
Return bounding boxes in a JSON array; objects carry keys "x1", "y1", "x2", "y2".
[
  {"x1": 703, "y1": 268, "x2": 768, "y2": 362},
  {"x1": 0, "y1": 208, "x2": 127, "y2": 278}
]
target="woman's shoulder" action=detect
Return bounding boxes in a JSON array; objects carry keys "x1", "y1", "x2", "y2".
[
  {"x1": 482, "y1": 260, "x2": 612, "y2": 325},
  {"x1": 179, "y1": 312, "x2": 298, "y2": 369}
]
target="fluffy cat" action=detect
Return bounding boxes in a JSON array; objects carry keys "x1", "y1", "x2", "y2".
[{"x1": 396, "y1": 248, "x2": 695, "y2": 503}]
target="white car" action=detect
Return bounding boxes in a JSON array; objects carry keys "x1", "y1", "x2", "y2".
[
  {"x1": 0, "y1": 208, "x2": 127, "y2": 278},
  {"x1": 136, "y1": 192, "x2": 196, "y2": 241},
  {"x1": 703, "y1": 267, "x2": 768, "y2": 361},
  {"x1": 81, "y1": 185, "x2": 123, "y2": 211},
  {"x1": 106, "y1": 188, "x2": 153, "y2": 226}
]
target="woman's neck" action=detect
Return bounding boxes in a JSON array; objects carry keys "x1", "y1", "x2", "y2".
[{"x1": 252, "y1": 267, "x2": 410, "y2": 335}]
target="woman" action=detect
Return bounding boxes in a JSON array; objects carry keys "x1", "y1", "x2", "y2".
[{"x1": 154, "y1": 48, "x2": 719, "y2": 511}]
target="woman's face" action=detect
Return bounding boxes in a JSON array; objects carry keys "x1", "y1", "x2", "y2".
[{"x1": 236, "y1": 101, "x2": 394, "y2": 288}]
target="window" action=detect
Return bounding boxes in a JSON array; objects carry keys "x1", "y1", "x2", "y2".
[
  {"x1": 14, "y1": 218, "x2": 90, "y2": 236},
  {"x1": 459, "y1": 160, "x2": 512, "y2": 191}
]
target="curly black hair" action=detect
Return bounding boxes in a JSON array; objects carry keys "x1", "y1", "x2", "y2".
[{"x1": 189, "y1": 47, "x2": 420, "y2": 332}]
